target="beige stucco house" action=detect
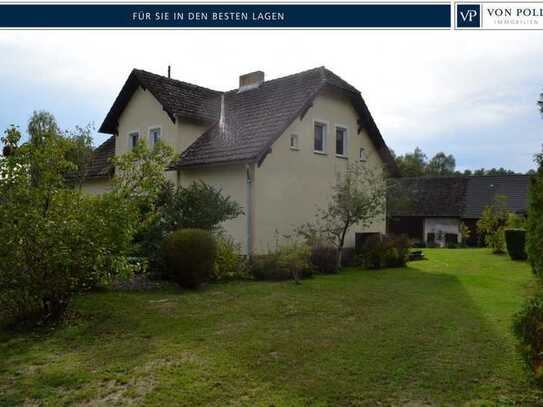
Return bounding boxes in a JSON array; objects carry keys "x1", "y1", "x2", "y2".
[{"x1": 83, "y1": 67, "x2": 398, "y2": 255}]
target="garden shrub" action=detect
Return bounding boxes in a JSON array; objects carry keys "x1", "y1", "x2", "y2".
[
  {"x1": 505, "y1": 229, "x2": 527, "y2": 261},
  {"x1": 340, "y1": 248, "x2": 356, "y2": 267},
  {"x1": 527, "y1": 153, "x2": 543, "y2": 278},
  {"x1": 140, "y1": 181, "x2": 243, "y2": 274},
  {"x1": 513, "y1": 150, "x2": 543, "y2": 383},
  {"x1": 212, "y1": 234, "x2": 248, "y2": 281},
  {"x1": 445, "y1": 233, "x2": 458, "y2": 248},
  {"x1": 161, "y1": 229, "x2": 216, "y2": 288},
  {"x1": 356, "y1": 234, "x2": 410, "y2": 269},
  {"x1": 251, "y1": 243, "x2": 312, "y2": 281},
  {"x1": 477, "y1": 195, "x2": 509, "y2": 254},
  {"x1": 0, "y1": 121, "x2": 139, "y2": 326},
  {"x1": 310, "y1": 245, "x2": 338, "y2": 274},
  {"x1": 251, "y1": 255, "x2": 291, "y2": 281},
  {"x1": 513, "y1": 291, "x2": 543, "y2": 382}
]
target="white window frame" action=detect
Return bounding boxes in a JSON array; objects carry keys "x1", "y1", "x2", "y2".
[
  {"x1": 313, "y1": 120, "x2": 328, "y2": 155},
  {"x1": 335, "y1": 125, "x2": 348, "y2": 158},
  {"x1": 290, "y1": 134, "x2": 300, "y2": 150},
  {"x1": 148, "y1": 126, "x2": 162, "y2": 147},
  {"x1": 128, "y1": 130, "x2": 140, "y2": 150}
]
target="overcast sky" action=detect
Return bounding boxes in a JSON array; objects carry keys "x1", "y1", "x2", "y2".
[{"x1": 1, "y1": 28, "x2": 542, "y2": 172}]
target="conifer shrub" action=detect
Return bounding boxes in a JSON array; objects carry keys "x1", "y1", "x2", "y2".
[{"x1": 505, "y1": 228, "x2": 527, "y2": 261}]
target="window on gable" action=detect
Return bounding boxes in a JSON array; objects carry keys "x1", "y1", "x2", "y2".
[
  {"x1": 336, "y1": 127, "x2": 347, "y2": 157},
  {"x1": 149, "y1": 127, "x2": 161, "y2": 146},
  {"x1": 129, "y1": 131, "x2": 139, "y2": 150},
  {"x1": 359, "y1": 147, "x2": 367, "y2": 162},
  {"x1": 290, "y1": 134, "x2": 299, "y2": 150},
  {"x1": 314, "y1": 122, "x2": 327, "y2": 153}
]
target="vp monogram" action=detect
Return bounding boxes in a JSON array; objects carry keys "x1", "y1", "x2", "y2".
[
  {"x1": 457, "y1": 4, "x2": 481, "y2": 28},
  {"x1": 460, "y1": 9, "x2": 478, "y2": 22}
]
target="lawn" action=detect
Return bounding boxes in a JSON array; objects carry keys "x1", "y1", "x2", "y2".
[{"x1": 1, "y1": 249, "x2": 542, "y2": 406}]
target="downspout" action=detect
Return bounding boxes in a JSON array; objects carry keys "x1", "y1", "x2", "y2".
[{"x1": 245, "y1": 164, "x2": 254, "y2": 257}]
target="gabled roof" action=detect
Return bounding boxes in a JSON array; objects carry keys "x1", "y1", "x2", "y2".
[
  {"x1": 99, "y1": 69, "x2": 222, "y2": 134},
  {"x1": 388, "y1": 175, "x2": 530, "y2": 218},
  {"x1": 176, "y1": 66, "x2": 397, "y2": 174},
  {"x1": 94, "y1": 66, "x2": 398, "y2": 176},
  {"x1": 85, "y1": 136, "x2": 115, "y2": 179}
]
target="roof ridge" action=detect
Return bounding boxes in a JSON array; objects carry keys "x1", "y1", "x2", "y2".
[
  {"x1": 133, "y1": 68, "x2": 223, "y2": 94},
  {"x1": 222, "y1": 66, "x2": 326, "y2": 94}
]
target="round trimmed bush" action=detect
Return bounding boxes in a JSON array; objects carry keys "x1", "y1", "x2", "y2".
[
  {"x1": 505, "y1": 228, "x2": 527, "y2": 261},
  {"x1": 161, "y1": 229, "x2": 216, "y2": 288}
]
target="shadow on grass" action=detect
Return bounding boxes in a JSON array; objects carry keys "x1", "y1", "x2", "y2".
[{"x1": 0, "y1": 267, "x2": 539, "y2": 406}]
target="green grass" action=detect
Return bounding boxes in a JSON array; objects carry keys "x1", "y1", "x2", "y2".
[{"x1": 1, "y1": 249, "x2": 542, "y2": 406}]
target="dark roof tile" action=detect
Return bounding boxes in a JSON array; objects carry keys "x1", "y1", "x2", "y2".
[
  {"x1": 388, "y1": 175, "x2": 530, "y2": 218},
  {"x1": 85, "y1": 136, "x2": 115, "y2": 179}
]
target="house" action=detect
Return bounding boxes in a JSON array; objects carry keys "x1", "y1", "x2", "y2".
[
  {"x1": 83, "y1": 66, "x2": 398, "y2": 254},
  {"x1": 387, "y1": 175, "x2": 530, "y2": 246}
]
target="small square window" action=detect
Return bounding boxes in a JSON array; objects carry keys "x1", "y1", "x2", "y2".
[
  {"x1": 359, "y1": 147, "x2": 367, "y2": 162},
  {"x1": 336, "y1": 127, "x2": 347, "y2": 156},
  {"x1": 129, "y1": 132, "x2": 139, "y2": 149},
  {"x1": 149, "y1": 127, "x2": 161, "y2": 146},
  {"x1": 314, "y1": 122, "x2": 327, "y2": 153},
  {"x1": 290, "y1": 134, "x2": 299, "y2": 150}
]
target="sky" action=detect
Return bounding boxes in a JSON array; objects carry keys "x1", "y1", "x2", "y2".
[{"x1": 1, "y1": 28, "x2": 542, "y2": 172}]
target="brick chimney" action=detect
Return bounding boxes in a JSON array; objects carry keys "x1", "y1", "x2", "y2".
[{"x1": 238, "y1": 71, "x2": 264, "y2": 92}]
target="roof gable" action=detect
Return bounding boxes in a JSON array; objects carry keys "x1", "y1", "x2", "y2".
[
  {"x1": 94, "y1": 66, "x2": 397, "y2": 176},
  {"x1": 99, "y1": 69, "x2": 221, "y2": 134}
]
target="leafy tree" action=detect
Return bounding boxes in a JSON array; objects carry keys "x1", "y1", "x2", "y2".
[
  {"x1": 64, "y1": 125, "x2": 94, "y2": 189},
  {"x1": 426, "y1": 152, "x2": 456, "y2": 176},
  {"x1": 297, "y1": 163, "x2": 387, "y2": 268},
  {"x1": 140, "y1": 181, "x2": 243, "y2": 270},
  {"x1": 395, "y1": 147, "x2": 427, "y2": 177},
  {"x1": 157, "y1": 181, "x2": 243, "y2": 232},
  {"x1": 0, "y1": 121, "x2": 137, "y2": 324},
  {"x1": 472, "y1": 167, "x2": 518, "y2": 176},
  {"x1": 476, "y1": 194, "x2": 510, "y2": 254}
]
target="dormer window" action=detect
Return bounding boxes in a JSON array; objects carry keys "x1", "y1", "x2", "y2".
[
  {"x1": 129, "y1": 131, "x2": 139, "y2": 150},
  {"x1": 290, "y1": 134, "x2": 299, "y2": 150},
  {"x1": 149, "y1": 127, "x2": 161, "y2": 146}
]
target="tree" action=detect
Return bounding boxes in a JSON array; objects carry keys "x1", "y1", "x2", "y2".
[
  {"x1": 0, "y1": 112, "x2": 176, "y2": 325},
  {"x1": 64, "y1": 125, "x2": 94, "y2": 189},
  {"x1": 297, "y1": 163, "x2": 387, "y2": 268},
  {"x1": 395, "y1": 147, "x2": 427, "y2": 177},
  {"x1": 0, "y1": 121, "x2": 137, "y2": 324},
  {"x1": 476, "y1": 194, "x2": 510, "y2": 254},
  {"x1": 426, "y1": 152, "x2": 456, "y2": 176}
]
